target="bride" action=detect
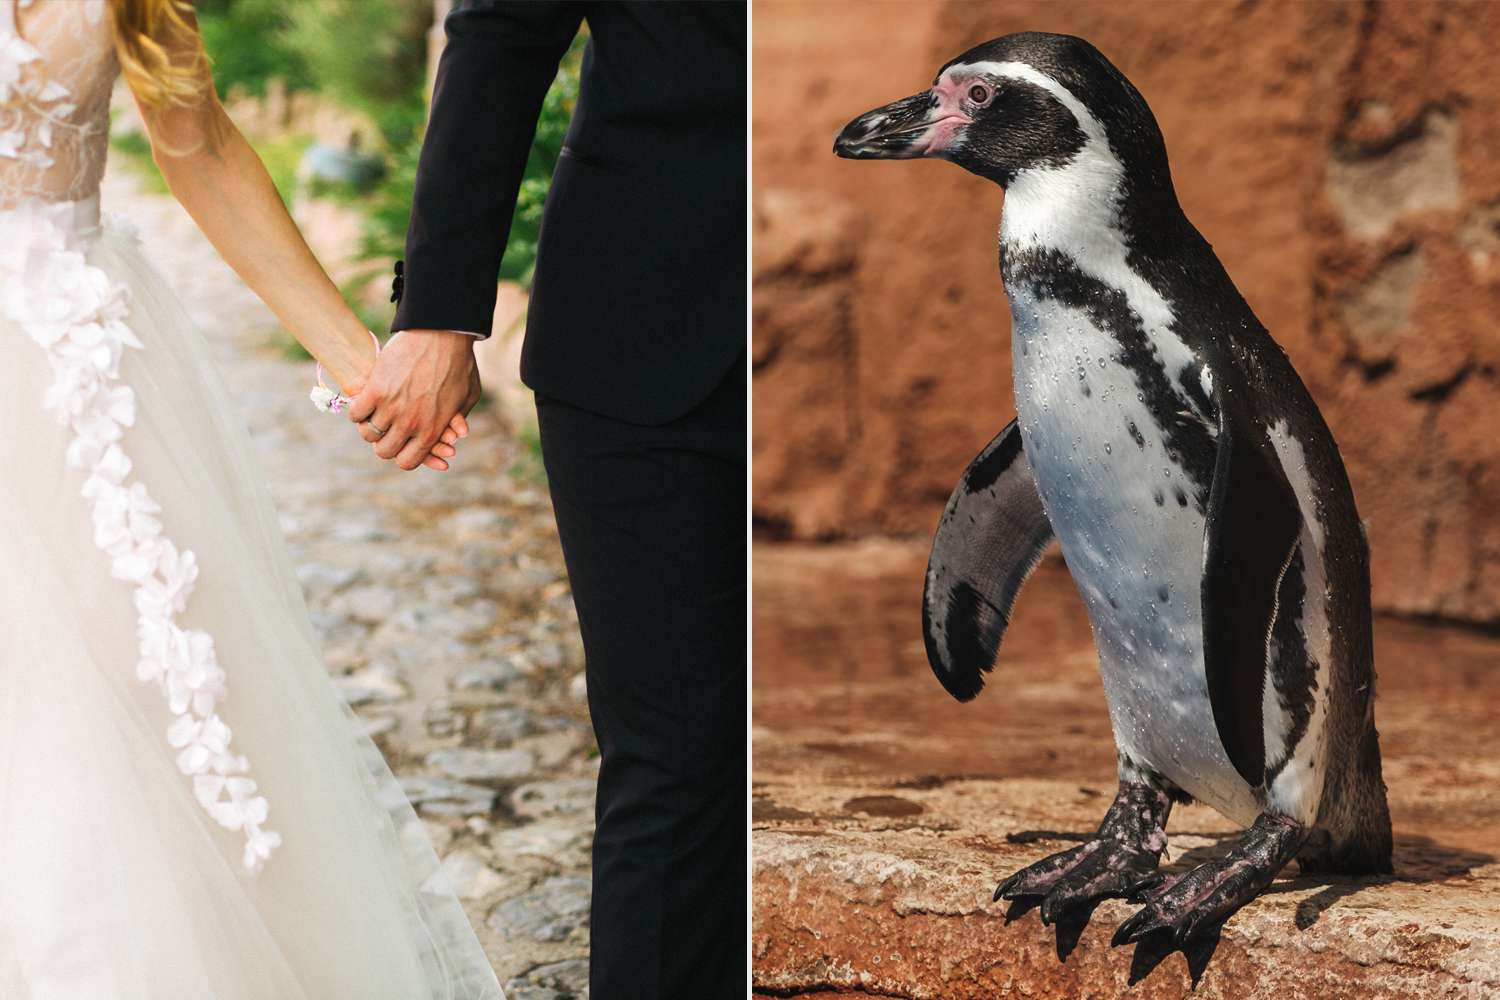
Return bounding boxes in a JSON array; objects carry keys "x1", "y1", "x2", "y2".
[{"x1": 0, "y1": 1, "x2": 503, "y2": 996}]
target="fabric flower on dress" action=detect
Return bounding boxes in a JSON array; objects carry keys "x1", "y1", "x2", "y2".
[
  {"x1": 168, "y1": 711, "x2": 232, "y2": 775},
  {"x1": 90, "y1": 481, "x2": 162, "y2": 567},
  {"x1": 243, "y1": 825, "x2": 282, "y2": 875},
  {"x1": 0, "y1": 32, "x2": 41, "y2": 105},
  {"x1": 135, "y1": 540, "x2": 198, "y2": 618},
  {"x1": 0, "y1": 202, "x2": 279, "y2": 875},
  {"x1": 150, "y1": 624, "x2": 224, "y2": 716}
]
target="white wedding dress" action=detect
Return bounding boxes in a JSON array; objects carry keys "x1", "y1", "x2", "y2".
[{"x1": 0, "y1": 3, "x2": 504, "y2": 997}]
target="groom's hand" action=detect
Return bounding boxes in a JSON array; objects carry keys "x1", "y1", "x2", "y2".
[{"x1": 348, "y1": 330, "x2": 482, "y2": 472}]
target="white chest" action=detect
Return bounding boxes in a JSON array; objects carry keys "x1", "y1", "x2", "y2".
[{"x1": 1007, "y1": 283, "x2": 1259, "y2": 822}]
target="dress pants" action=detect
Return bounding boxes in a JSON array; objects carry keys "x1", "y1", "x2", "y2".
[{"x1": 534, "y1": 353, "x2": 746, "y2": 999}]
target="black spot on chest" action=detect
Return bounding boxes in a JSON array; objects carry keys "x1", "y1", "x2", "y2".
[{"x1": 1006, "y1": 247, "x2": 1216, "y2": 501}]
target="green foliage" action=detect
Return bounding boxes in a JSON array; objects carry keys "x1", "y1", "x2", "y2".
[
  {"x1": 502, "y1": 33, "x2": 585, "y2": 286},
  {"x1": 353, "y1": 137, "x2": 421, "y2": 268},
  {"x1": 111, "y1": 126, "x2": 309, "y2": 208},
  {"x1": 281, "y1": 0, "x2": 433, "y2": 149},
  {"x1": 274, "y1": 329, "x2": 313, "y2": 363},
  {"x1": 198, "y1": 0, "x2": 429, "y2": 146},
  {"x1": 108, "y1": 129, "x2": 170, "y2": 194},
  {"x1": 356, "y1": 32, "x2": 587, "y2": 290},
  {"x1": 508, "y1": 421, "x2": 548, "y2": 487},
  {"x1": 257, "y1": 134, "x2": 315, "y2": 206},
  {"x1": 196, "y1": 0, "x2": 311, "y2": 99}
]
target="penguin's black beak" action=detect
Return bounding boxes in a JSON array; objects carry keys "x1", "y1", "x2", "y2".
[{"x1": 834, "y1": 91, "x2": 969, "y2": 160}]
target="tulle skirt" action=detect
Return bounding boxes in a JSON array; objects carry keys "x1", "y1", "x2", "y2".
[{"x1": 0, "y1": 197, "x2": 504, "y2": 998}]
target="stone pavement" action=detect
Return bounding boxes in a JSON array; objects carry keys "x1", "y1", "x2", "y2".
[
  {"x1": 100, "y1": 167, "x2": 594, "y2": 999},
  {"x1": 753, "y1": 539, "x2": 1500, "y2": 999}
]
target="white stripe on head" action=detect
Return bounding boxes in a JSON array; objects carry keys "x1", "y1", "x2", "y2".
[{"x1": 947, "y1": 60, "x2": 1189, "y2": 376}]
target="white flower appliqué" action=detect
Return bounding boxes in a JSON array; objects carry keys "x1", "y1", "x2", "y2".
[
  {"x1": 0, "y1": 23, "x2": 77, "y2": 171},
  {"x1": 0, "y1": 201, "x2": 280, "y2": 874}
]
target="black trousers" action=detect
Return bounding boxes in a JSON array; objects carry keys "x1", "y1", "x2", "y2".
[{"x1": 535, "y1": 354, "x2": 746, "y2": 999}]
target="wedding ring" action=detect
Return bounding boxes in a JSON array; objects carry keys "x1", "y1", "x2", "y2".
[{"x1": 367, "y1": 421, "x2": 389, "y2": 438}]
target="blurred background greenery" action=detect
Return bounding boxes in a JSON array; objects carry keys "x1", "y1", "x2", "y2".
[{"x1": 116, "y1": 0, "x2": 584, "y2": 299}]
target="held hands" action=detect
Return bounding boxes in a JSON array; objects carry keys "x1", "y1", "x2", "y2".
[{"x1": 348, "y1": 330, "x2": 482, "y2": 472}]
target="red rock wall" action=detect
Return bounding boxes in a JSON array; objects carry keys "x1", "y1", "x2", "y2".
[{"x1": 752, "y1": 0, "x2": 1500, "y2": 623}]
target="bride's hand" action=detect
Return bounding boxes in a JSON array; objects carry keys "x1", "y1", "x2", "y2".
[{"x1": 422, "y1": 415, "x2": 467, "y2": 472}]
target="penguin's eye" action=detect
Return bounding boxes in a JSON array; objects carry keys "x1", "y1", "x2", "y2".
[{"x1": 967, "y1": 83, "x2": 992, "y2": 105}]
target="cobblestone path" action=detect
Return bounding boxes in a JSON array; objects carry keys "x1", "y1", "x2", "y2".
[{"x1": 101, "y1": 166, "x2": 595, "y2": 999}]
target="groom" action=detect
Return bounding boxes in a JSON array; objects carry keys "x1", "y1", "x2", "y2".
[{"x1": 348, "y1": 2, "x2": 746, "y2": 997}]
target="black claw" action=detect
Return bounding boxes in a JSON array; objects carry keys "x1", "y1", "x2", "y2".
[
  {"x1": 1111, "y1": 909, "x2": 1154, "y2": 947},
  {"x1": 1039, "y1": 893, "x2": 1073, "y2": 926},
  {"x1": 994, "y1": 873, "x2": 1020, "y2": 901},
  {"x1": 1125, "y1": 872, "x2": 1164, "y2": 901},
  {"x1": 1172, "y1": 914, "x2": 1198, "y2": 947}
]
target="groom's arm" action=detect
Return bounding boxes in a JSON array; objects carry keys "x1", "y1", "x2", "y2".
[
  {"x1": 352, "y1": 1, "x2": 583, "y2": 471},
  {"x1": 394, "y1": 0, "x2": 584, "y2": 336}
]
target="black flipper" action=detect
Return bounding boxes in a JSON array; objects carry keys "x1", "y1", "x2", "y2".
[
  {"x1": 1201, "y1": 378, "x2": 1304, "y2": 787},
  {"x1": 922, "y1": 420, "x2": 1053, "y2": 702}
]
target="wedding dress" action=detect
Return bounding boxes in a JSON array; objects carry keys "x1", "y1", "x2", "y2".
[{"x1": 0, "y1": 2, "x2": 504, "y2": 996}]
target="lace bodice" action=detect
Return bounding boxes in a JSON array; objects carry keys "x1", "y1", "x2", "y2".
[{"x1": 0, "y1": 0, "x2": 116, "y2": 208}]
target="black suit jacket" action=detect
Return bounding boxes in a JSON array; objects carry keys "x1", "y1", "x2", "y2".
[{"x1": 393, "y1": 0, "x2": 747, "y2": 425}]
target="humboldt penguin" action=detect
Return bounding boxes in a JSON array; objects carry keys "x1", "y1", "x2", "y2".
[{"x1": 834, "y1": 32, "x2": 1392, "y2": 945}]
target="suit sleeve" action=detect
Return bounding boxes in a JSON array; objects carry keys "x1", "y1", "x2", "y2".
[{"x1": 392, "y1": 0, "x2": 584, "y2": 337}]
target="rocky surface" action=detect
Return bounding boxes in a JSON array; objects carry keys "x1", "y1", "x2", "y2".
[
  {"x1": 100, "y1": 164, "x2": 594, "y2": 996},
  {"x1": 752, "y1": 0, "x2": 1500, "y2": 624},
  {"x1": 753, "y1": 541, "x2": 1500, "y2": 998}
]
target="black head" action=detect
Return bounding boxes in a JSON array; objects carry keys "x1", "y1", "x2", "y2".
[{"x1": 834, "y1": 32, "x2": 1173, "y2": 194}]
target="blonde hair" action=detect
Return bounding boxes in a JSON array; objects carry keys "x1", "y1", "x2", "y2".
[{"x1": 109, "y1": 0, "x2": 210, "y2": 108}]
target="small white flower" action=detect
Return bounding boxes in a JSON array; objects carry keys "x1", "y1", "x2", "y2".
[
  {"x1": 112, "y1": 535, "x2": 165, "y2": 585},
  {"x1": 100, "y1": 384, "x2": 136, "y2": 427},
  {"x1": 90, "y1": 485, "x2": 134, "y2": 553},
  {"x1": 309, "y1": 386, "x2": 337, "y2": 412},
  {"x1": 213, "y1": 752, "x2": 250, "y2": 777},
  {"x1": 226, "y1": 778, "x2": 265, "y2": 819},
  {"x1": 157, "y1": 628, "x2": 219, "y2": 715},
  {"x1": 243, "y1": 825, "x2": 281, "y2": 873},
  {"x1": 206, "y1": 779, "x2": 253, "y2": 828},
  {"x1": 136, "y1": 617, "x2": 177, "y2": 683},
  {"x1": 135, "y1": 541, "x2": 199, "y2": 619},
  {"x1": 92, "y1": 485, "x2": 164, "y2": 571},
  {"x1": 74, "y1": 406, "x2": 126, "y2": 455},
  {"x1": 0, "y1": 34, "x2": 40, "y2": 104},
  {"x1": 95, "y1": 443, "x2": 132, "y2": 483},
  {"x1": 169, "y1": 713, "x2": 233, "y2": 776},
  {"x1": 193, "y1": 773, "x2": 227, "y2": 810}
]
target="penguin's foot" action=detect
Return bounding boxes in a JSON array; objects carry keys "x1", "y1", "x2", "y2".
[
  {"x1": 995, "y1": 781, "x2": 1172, "y2": 925},
  {"x1": 1112, "y1": 812, "x2": 1307, "y2": 947}
]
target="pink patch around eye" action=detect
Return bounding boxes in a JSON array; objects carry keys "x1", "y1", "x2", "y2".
[{"x1": 925, "y1": 116, "x2": 968, "y2": 154}]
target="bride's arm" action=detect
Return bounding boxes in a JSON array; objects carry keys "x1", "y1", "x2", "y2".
[{"x1": 125, "y1": 8, "x2": 377, "y2": 398}]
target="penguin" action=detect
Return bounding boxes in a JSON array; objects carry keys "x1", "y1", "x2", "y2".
[{"x1": 834, "y1": 32, "x2": 1392, "y2": 945}]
